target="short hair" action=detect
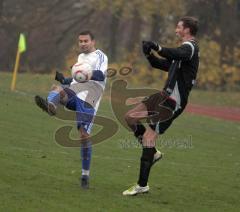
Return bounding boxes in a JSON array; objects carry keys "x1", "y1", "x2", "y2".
[
  {"x1": 79, "y1": 30, "x2": 95, "y2": 40},
  {"x1": 180, "y1": 16, "x2": 198, "y2": 36}
]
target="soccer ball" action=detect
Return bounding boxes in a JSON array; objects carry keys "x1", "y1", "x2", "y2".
[{"x1": 71, "y1": 62, "x2": 93, "y2": 82}]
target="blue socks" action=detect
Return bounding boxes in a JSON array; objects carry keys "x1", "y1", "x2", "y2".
[
  {"x1": 81, "y1": 140, "x2": 92, "y2": 178},
  {"x1": 47, "y1": 91, "x2": 60, "y2": 106}
]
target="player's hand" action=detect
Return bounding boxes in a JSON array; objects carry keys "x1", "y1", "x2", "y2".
[
  {"x1": 55, "y1": 71, "x2": 65, "y2": 83},
  {"x1": 142, "y1": 41, "x2": 151, "y2": 56},
  {"x1": 147, "y1": 41, "x2": 162, "y2": 52}
]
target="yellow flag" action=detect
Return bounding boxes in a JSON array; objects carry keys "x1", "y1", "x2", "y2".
[
  {"x1": 11, "y1": 33, "x2": 26, "y2": 91},
  {"x1": 18, "y1": 33, "x2": 26, "y2": 53}
]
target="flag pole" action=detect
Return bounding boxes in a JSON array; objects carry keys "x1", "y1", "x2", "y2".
[
  {"x1": 10, "y1": 33, "x2": 26, "y2": 91},
  {"x1": 11, "y1": 49, "x2": 21, "y2": 91}
]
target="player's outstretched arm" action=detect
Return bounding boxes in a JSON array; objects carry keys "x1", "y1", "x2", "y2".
[
  {"x1": 159, "y1": 44, "x2": 194, "y2": 61},
  {"x1": 147, "y1": 57, "x2": 171, "y2": 72},
  {"x1": 145, "y1": 41, "x2": 194, "y2": 61}
]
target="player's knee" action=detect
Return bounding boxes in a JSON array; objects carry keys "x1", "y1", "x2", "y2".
[
  {"x1": 142, "y1": 138, "x2": 156, "y2": 147},
  {"x1": 51, "y1": 84, "x2": 58, "y2": 90},
  {"x1": 79, "y1": 128, "x2": 90, "y2": 140},
  {"x1": 80, "y1": 135, "x2": 89, "y2": 143},
  {"x1": 51, "y1": 84, "x2": 63, "y2": 92},
  {"x1": 124, "y1": 111, "x2": 135, "y2": 124},
  {"x1": 142, "y1": 129, "x2": 157, "y2": 147},
  {"x1": 59, "y1": 90, "x2": 67, "y2": 101}
]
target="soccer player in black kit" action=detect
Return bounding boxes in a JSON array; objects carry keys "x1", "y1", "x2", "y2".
[{"x1": 123, "y1": 16, "x2": 200, "y2": 195}]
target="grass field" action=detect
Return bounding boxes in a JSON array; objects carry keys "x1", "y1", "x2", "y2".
[{"x1": 0, "y1": 72, "x2": 240, "y2": 212}]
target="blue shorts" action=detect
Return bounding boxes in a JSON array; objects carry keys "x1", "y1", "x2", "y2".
[{"x1": 64, "y1": 88, "x2": 95, "y2": 134}]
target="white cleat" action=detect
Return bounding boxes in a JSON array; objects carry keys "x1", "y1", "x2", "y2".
[
  {"x1": 122, "y1": 184, "x2": 149, "y2": 196},
  {"x1": 152, "y1": 149, "x2": 163, "y2": 165}
]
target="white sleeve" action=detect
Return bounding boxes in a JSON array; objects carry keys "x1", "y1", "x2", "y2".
[
  {"x1": 77, "y1": 54, "x2": 82, "y2": 63},
  {"x1": 95, "y1": 52, "x2": 108, "y2": 74},
  {"x1": 99, "y1": 56, "x2": 108, "y2": 74}
]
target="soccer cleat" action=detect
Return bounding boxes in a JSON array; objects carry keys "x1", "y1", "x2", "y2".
[
  {"x1": 152, "y1": 149, "x2": 163, "y2": 165},
  {"x1": 122, "y1": 184, "x2": 149, "y2": 196},
  {"x1": 48, "y1": 102, "x2": 57, "y2": 116},
  {"x1": 81, "y1": 176, "x2": 89, "y2": 189},
  {"x1": 35, "y1": 95, "x2": 56, "y2": 116}
]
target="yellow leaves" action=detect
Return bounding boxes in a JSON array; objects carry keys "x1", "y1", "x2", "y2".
[
  {"x1": 226, "y1": 0, "x2": 236, "y2": 5},
  {"x1": 234, "y1": 47, "x2": 240, "y2": 60},
  {"x1": 197, "y1": 37, "x2": 240, "y2": 89},
  {"x1": 90, "y1": 0, "x2": 186, "y2": 20},
  {"x1": 222, "y1": 64, "x2": 240, "y2": 83},
  {"x1": 214, "y1": 28, "x2": 221, "y2": 37}
]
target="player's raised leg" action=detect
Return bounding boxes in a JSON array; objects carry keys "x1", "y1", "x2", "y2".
[
  {"x1": 35, "y1": 85, "x2": 67, "y2": 115},
  {"x1": 124, "y1": 103, "x2": 162, "y2": 163},
  {"x1": 124, "y1": 102, "x2": 148, "y2": 138}
]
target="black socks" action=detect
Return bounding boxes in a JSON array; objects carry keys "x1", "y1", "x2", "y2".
[
  {"x1": 137, "y1": 147, "x2": 157, "y2": 187},
  {"x1": 133, "y1": 123, "x2": 146, "y2": 144}
]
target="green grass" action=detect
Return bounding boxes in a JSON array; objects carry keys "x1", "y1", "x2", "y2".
[{"x1": 0, "y1": 72, "x2": 240, "y2": 211}]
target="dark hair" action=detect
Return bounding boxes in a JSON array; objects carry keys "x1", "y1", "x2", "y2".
[
  {"x1": 79, "y1": 30, "x2": 95, "y2": 40},
  {"x1": 180, "y1": 16, "x2": 198, "y2": 36}
]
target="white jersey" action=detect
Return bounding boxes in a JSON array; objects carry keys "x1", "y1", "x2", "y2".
[
  {"x1": 71, "y1": 49, "x2": 108, "y2": 90},
  {"x1": 70, "y1": 49, "x2": 108, "y2": 113}
]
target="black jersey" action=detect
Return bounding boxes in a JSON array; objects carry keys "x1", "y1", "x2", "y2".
[{"x1": 147, "y1": 40, "x2": 199, "y2": 109}]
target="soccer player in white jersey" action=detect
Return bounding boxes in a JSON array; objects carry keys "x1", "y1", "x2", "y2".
[{"x1": 35, "y1": 31, "x2": 108, "y2": 189}]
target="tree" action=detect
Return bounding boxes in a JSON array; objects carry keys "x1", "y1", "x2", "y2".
[{"x1": 0, "y1": 0, "x2": 95, "y2": 72}]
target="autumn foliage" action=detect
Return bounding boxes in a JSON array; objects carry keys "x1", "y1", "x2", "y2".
[{"x1": 0, "y1": 0, "x2": 239, "y2": 90}]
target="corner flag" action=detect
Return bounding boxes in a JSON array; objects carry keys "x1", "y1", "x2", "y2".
[
  {"x1": 11, "y1": 33, "x2": 27, "y2": 91},
  {"x1": 18, "y1": 33, "x2": 26, "y2": 53}
]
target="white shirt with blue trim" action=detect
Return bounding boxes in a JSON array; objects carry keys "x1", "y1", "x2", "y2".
[{"x1": 72, "y1": 49, "x2": 108, "y2": 90}]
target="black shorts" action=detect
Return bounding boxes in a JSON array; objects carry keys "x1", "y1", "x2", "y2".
[{"x1": 142, "y1": 92, "x2": 183, "y2": 134}]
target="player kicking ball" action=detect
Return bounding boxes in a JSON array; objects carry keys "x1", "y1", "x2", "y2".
[
  {"x1": 123, "y1": 16, "x2": 199, "y2": 195},
  {"x1": 35, "y1": 31, "x2": 108, "y2": 189}
]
